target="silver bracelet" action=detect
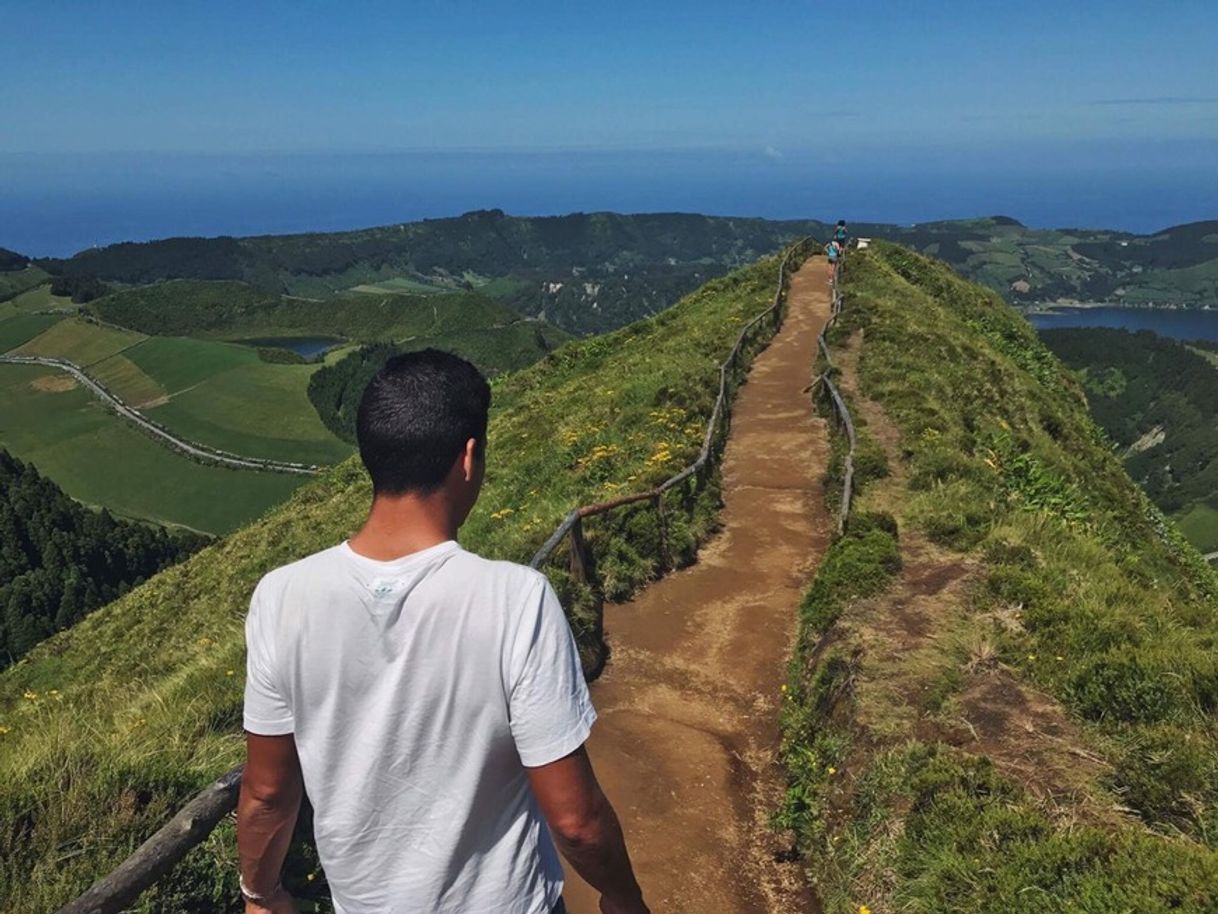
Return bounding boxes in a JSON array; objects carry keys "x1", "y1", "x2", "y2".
[{"x1": 239, "y1": 874, "x2": 282, "y2": 904}]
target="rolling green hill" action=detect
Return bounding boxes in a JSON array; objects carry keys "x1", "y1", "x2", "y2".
[
  {"x1": 781, "y1": 242, "x2": 1218, "y2": 913},
  {"x1": 0, "y1": 249, "x2": 800, "y2": 912}
]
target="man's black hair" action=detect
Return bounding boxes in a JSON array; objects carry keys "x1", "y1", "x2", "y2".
[
  {"x1": 837, "y1": 219, "x2": 846, "y2": 226},
  {"x1": 356, "y1": 348, "x2": 491, "y2": 495}
]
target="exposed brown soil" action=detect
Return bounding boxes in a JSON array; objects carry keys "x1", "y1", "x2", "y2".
[
  {"x1": 563, "y1": 262, "x2": 835, "y2": 914},
  {"x1": 30, "y1": 374, "x2": 77, "y2": 393}
]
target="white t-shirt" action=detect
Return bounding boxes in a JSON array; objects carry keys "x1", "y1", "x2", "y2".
[{"x1": 243, "y1": 540, "x2": 596, "y2": 914}]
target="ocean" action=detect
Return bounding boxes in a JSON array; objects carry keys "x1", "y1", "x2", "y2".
[{"x1": 3, "y1": 150, "x2": 1216, "y2": 258}]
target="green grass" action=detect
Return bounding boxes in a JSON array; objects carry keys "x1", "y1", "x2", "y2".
[
  {"x1": 0, "y1": 248, "x2": 807, "y2": 912},
  {"x1": 779, "y1": 243, "x2": 1218, "y2": 913},
  {"x1": 145, "y1": 357, "x2": 354, "y2": 465},
  {"x1": 122, "y1": 335, "x2": 257, "y2": 392},
  {"x1": 348, "y1": 276, "x2": 444, "y2": 294},
  {"x1": 0, "y1": 364, "x2": 306, "y2": 534},
  {"x1": 5, "y1": 283, "x2": 74, "y2": 313},
  {"x1": 0, "y1": 267, "x2": 50, "y2": 303},
  {"x1": 15, "y1": 317, "x2": 146, "y2": 367},
  {"x1": 1175, "y1": 501, "x2": 1218, "y2": 554},
  {"x1": 0, "y1": 313, "x2": 63, "y2": 353}
]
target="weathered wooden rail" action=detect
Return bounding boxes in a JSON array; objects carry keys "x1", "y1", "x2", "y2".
[
  {"x1": 815, "y1": 259, "x2": 858, "y2": 534},
  {"x1": 53, "y1": 238, "x2": 819, "y2": 914}
]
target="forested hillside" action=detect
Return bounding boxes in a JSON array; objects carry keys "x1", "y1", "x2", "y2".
[
  {"x1": 0, "y1": 449, "x2": 206, "y2": 667},
  {"x1": 39, "y1": 210, "x2": 824, "y2": 335},
  {"x1": 0, "y1": 250, "x2": 798, "y2": 912},
  {"x1": 1041, "y1": 327, "x2": 1218, "y2": 553}
]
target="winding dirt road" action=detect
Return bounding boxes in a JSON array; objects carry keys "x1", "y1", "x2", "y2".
[
  {"x1": 564, "y1": 261, "x2": 834, "y2": 913},
  {"x1": 0, "y1": 354, "x2": 319, "y2": 475}
]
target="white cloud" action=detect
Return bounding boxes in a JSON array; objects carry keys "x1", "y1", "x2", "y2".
[{"x1": 763, "y1": 145, "x2": 783, "y2": 160}]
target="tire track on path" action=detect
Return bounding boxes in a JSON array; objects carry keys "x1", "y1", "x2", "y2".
[{"x1": 564, "y1": 261, "x2": 834, "y2": 914}]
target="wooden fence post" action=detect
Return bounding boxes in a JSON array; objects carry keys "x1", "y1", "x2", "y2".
[
  {"x1": 568, "y1": 516, "x2": 590, "y2": 584},
  {"x1": 653, "y1": 493, "x2": 671, "y2": 569}
]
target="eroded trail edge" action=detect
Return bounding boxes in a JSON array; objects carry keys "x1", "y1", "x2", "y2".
[{"x1": 564, "y1": 262, "x2": 834, "y2": 914}]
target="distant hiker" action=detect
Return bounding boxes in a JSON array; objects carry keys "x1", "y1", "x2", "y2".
[
  {"x1": 238, "y1": 349, "x2": 648, "y2": 914},
  {"x1": 833, "y1": 220, "x2": 850, "y2": 251}
]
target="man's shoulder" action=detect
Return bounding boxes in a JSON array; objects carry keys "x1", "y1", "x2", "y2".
[
  {"x1": 448, "y1": 549, "x2": 548, "y2": 594},
  {"x1": 255, "y1": 544, "x2": 347, "y2": 595}
]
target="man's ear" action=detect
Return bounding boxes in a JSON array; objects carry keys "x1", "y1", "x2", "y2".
[{"x1": 461, "y1": 437, "x2": 479, "y2": 482}]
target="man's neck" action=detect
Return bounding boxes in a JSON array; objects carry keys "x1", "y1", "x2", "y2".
[{"x1": 347, "y1": 493, "x2": 457, "y2": 562}]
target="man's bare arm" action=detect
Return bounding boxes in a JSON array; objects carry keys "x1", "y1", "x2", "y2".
[
  {"x1": 237, "y1": 732, "x2": 303, "y2": 913},
  {"x1": 527, "y1": 745, "x2": 648, "y2": 914}
]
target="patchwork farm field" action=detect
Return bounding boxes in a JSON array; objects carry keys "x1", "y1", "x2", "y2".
[
  {"x1": 10, "y1": 319, "x2": 353, "y2": 465},
  {"x1": 0, "y1": 363, "x2": 306, "y2": 533},
  {"x1": 15, "y1": 317, "x2": 146, "y2": 366}
]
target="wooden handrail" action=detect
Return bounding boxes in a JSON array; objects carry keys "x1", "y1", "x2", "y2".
[
  {"x1": 813, "y1": 259, "x2": 857, "y2": 534},
  {"x1": 55, "y1": 766, "x2": 245, "y2": 914}
]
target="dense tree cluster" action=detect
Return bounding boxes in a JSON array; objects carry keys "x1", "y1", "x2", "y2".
[
  {"x1": 37, "y1": 236, "x2": 247, "y2": 284},
  {"x1": 0, "y1": 450, "x2": 208, "y2": 666},
  {"x1": 308, "y1": 343, "x2": 399, "y2": 442},
  {"x1": 1042, "y1": 327, "x2": 1218, "y2": 512},
  {"x1": 49, "y1": 274, "x2": 110, "y2": 303}
]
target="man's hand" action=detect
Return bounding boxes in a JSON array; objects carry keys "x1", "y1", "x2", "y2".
[{"x1": 244, "y1": 886, "x2": 300, "y2": 914}]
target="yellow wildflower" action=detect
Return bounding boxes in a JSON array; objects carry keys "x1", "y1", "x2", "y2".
[
  {"x1": 22, "y1": 690, "x2": 37, "y2": 701},
  {"x1": 827, "y1": 767, "x2": 837, "y2": 776},
  {"x1": 0, "y1": 725, "x2": 11, "y2": 735},
  {"x1": 859, "y1": 906, "x2": 872, "y2": 914},
  {"x1": 226, "y1": 670, "x2": 235, "y2": 677}
]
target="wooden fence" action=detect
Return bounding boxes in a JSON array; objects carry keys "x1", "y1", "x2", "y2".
[
  {"x1": 529, "y1": 238, "x2": 817, "y2": 575},
  {"x1": 815, "y1": 260, "x2": 858, "y2": 534},
  {"x1": 53, "y1": 238, "x2": 819, "y2": 914}
]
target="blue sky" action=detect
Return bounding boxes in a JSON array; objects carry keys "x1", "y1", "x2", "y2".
[
  {"x1": 2, "y1": 1, "x2": 1217, "y2": 252},
  {"x1": 3, "y1": 0, "x2": 1216, "y2": 156}
]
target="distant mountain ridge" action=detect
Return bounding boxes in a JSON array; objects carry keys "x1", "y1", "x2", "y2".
[{"x1": 26, "y1": 212, "x2": 1218, "y2": 334}]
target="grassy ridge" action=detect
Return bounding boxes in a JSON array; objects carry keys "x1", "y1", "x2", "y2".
[
  {"x1": 89, "y1": 279, "x2": 539, "y2": 342},
  {"x1": 780, "y1": 243, "x2": 1218, "y2": 913},
  {"x1": 0, "y1": 251, "x2": 798, "y2": 912}
]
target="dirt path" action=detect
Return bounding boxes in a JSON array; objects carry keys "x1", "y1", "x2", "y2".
[{"x1": 564, "y1": 261, "x2": 834, "y2": 914}]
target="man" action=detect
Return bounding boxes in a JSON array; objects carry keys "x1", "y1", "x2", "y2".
[
  {"x1": 237, "y1": 349, "x2": 648, "y2": 914},
  {"x1": 833, "y1": 220, "x2": 849, "y2": 249}
]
